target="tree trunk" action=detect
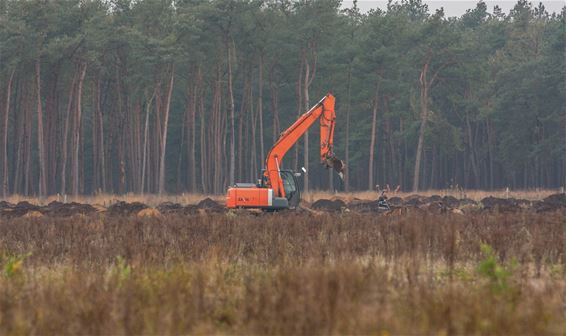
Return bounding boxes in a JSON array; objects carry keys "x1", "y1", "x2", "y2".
[
  {"x1": 199, "y1": 77, "x2": 207, "y2": 193},
  {"x1": 35, "y1": 59, "x2": 47, "y2": 197},
  {"x1": 14, "y1": 81, "x2": 25, "y2": 194},
  {"x1": 152, "y1": 81, "x2": 162, "y2": 192},
  {"x1": 294, "y1": 56, "x2": 304, "y2": 172},
  {"x1": 189, "y1": 71, "x2": 199, "y2": 192},
  {"x1": 24, "y1": 94, "x2": 32, "y2": 195},
  {"x1": 344, "y1": 65, "x2": 351, "y2": 192},
  {"x1": 413, "y1": 62, "x2": 430, "y2": 192},
  {"x1": 486, "y1": 117, "x2": 494, "y2": 189},
  {"x1": 92, "y1": 80, "x2": 99, "y2": 192},
  {"x1": 302, "y1": 48, "x2": 317, "y2": 193},
  {"x1": 257, "y1": 54, "x2": 265, "y2": 167},
  {"x1": 60, "y1": 66, "x2": 79, "y2": 195},
  {"x1": 212, "y1": 67, "x2": 223, "y2": 193},
  {"x1": 72, "y1": 63, "x2": 87, "y2": 195},
  {"x1": 130, "y1": 101, "x2": 142, "y2": 192},
  {"x1": 98, "y1": 78, "x2": 106, "y2": 192},
  {"x1": 176, "y1": 87, "x2": 189, "y2": 192},
  {"x1": 269, "y1": 64, "x2": 280, "y2": 142},
  {"x1": 141, "y1": 90, "x2": 154, "y2": 194},
  {"x1": 227, "y1": 42, "x2": 236, "y2": 187},
  {"x1": 45, "y1": 66, "x2": 60, "y2": 195},
  {"x1": 158, "y1": 65, "x2": 175, "y2": 195},
  {"x1": 237, "y1": 67, "x2": 249, "y2": 181},
  {"x1": 2, "y1": 69, "x2": 15, "y2": 197},
  {"x1": 465, "y1": 111, "x2": 480, "y2": 187},
  {"x1": 368, "y1": 80, "x2": 380, "y2": 190},
  {"x1": 303, "y1": 58, "x2": 310, "y2": 193},
  {"x1": 249, "y1": 76, "x2": 257, "y2": 182},
  {"x1": 384, "y1": 97, "x2": 398, "y2": 186}
]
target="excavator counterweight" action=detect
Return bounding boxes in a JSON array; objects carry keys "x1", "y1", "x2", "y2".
[{"x1": 226, "y1": 93, "x2": 345, "y2": 210}]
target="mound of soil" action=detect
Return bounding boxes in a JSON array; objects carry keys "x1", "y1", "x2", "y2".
[
  {"x1": 157, "y1": 202, "x2": 184, "y2": 214},
  {"x1": 0, "y1": 201, "x2": 14, "y2": 209},
  {"x1": 423, "y1": 195, "x2": 442, "y2": 203},
  {"x1": 442, "y1": 196, "x2": 460, "y2": 208},
  {"x1": 480, "y1": 197, "x2": 521, "y2": 212},
  {"x1": 425, "y1": 201, "x2": 449, "y2": 214},
  {"x1": 348, "y1": 199, "x2": 387, "y2": 213},
  {"x1": 183, "y1": 205, "x2": 200, "y2": 215},
  {"x1": 107, "y1": 201, "x2": 148, "y2": 216},
  {"x1": 43, "y1": 201, "x2": 97, "y2": 217},
  {"x1": 197, "y1": 198, "x2": 224, "y2": 212},
  {"x1": 312, "y1": 199, "x2": 346, "y2": 212},
  {"x1": 0, "y1": 201, "x2": 43, "y2": 218},
  {"x1": 15, "y1": 201, "x2": 40, "y2": 211},
  {"x1": 404, "y1": 195, "x2": 424, "y2": 207},
  {"x1": 459, "y1": 198, "x2": 477, "y2": 206},
  {"x1": 157, "y1": 202, "x2": 199, "y2": 215},
  {"x1": 387, "y1": 197, "x2": 403, "y2": 206},
  {"x1": 534, "y1": 193, "x2": 566, "y2": 212}
]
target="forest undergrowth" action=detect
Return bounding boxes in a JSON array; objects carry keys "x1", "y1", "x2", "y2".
[{"x1": 0, "y1": 211, "x2": 565, "y2": 334}]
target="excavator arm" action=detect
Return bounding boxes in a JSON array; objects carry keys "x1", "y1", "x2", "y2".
[{"x1": 264, "y1": 93, "x2": 345, "y2": 198}]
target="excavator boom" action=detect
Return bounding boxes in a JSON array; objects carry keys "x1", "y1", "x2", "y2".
[
  {"x1": 226, "y1": 92, "x2": 345, "y2": 210},
  {"x1": 264, "y1": 93, "x2": 344, "y2": 198}
]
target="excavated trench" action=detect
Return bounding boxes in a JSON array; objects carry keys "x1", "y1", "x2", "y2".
[{"x1": 0, "y1": 193, "x2": 565, "y2": 218}]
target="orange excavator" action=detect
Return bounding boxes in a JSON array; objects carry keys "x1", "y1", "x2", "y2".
[{"x1": 226, "y1": 93, "x2": 345, "y2": 210}]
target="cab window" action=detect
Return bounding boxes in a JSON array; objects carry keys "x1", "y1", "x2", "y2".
[{"x1": 281, "y1": 172, "x2": 296, "y2": 195}]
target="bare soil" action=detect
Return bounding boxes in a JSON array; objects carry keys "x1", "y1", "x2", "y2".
[{"x1": 1, "y1": 193, "x2": 565, "y2": 218}]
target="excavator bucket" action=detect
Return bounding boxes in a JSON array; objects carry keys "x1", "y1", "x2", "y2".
[{"x1": 325, "y1": 156, "x2": 346, "y2": 180}]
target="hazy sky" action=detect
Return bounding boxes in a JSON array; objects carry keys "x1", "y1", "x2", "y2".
[{"x1": 341, "y1": 1, "x2": 565, "y2": 17}]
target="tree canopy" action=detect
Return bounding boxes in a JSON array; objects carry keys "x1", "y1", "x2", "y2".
[{"x1": 0, "y1": 0, "x2": 564, "y2": 196}]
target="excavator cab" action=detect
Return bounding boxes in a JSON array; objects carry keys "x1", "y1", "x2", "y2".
[
  {"x1": 280, "y1": 170, "x2": 301, "y2": 209},
  {"x1": 259, "y1": 169, "x2": 301, "y2": 209}
]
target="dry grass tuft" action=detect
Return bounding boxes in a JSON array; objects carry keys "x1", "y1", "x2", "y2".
[
  {"x1": 22, "y1": 210, "x2": 43, "y2": 218},
  {"x1": 136, "y1": 208, "x2": 162, "y2": 218}
]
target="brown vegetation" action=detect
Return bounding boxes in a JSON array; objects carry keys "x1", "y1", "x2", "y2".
[{"x1": 0, "y1": 208, "x2": 565, "y2": 334}]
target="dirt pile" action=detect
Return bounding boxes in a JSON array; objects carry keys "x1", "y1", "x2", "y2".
[
  {"x1": 107, "y1": 201, "x2": 148, "y2": 216},
  {"x1": 311, "y1": 199, "x2": 346, "y2": 212},
  {"x1": 441, "y1": 196, "x2": 460, "y2": 208},
  {"x1": 347, "y1": 199, "x2": 391, "y2": 213},
  {"x1": 534, "y1": 193, "x2": 566, "y2": 212},
  {"x1": 197, "y1": 198, "x2": 224, "y2": 212},
  {"x1": 388, "y1": 197, "x2": 403, "y2": 206},
  {"x1": 0, "y1": 201, "x2": 42, "y2": 218},
  {"x1": 480, "y1": 197, "x2": 525, "y2": 212},
  {"x1": 43, "y1": 201, "x2": 97, "y2": 217},
  {"x1": 426, "y1": 201, "x2": 449, "y2": 214},
  {"x1": 405, "y1": 195, "x2": 472, "y2": 209},
  {"x1": 157, "y1": 202, "x2": 199, "y2": 215},
  {"x1": 1, "y1": 193, "x2": 563, "y2": 218},
  {"x1": 423, "y1": 195, "x2": 442, "y2": 203},
  {"x1": 403, "y1": 195, "x2": 424, "y2": 207},
  {"x1": 0, "y1": 201, "x2": 14, "y2": 209},
  {"x1": 459, "y1": 198, "x2": 477, "y2": 206},
  {"x1": 157, "y1": 202, "x2": 184, "y2": 214}
]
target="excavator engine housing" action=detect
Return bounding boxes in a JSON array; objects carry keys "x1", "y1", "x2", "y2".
[{"x1": 226, "y1": 170, "x2": 300, "y2": 210}]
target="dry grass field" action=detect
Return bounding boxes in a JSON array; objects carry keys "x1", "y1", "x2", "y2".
[{"x1": 0, "y1": 191, "x2": 565, "y2": 334}]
